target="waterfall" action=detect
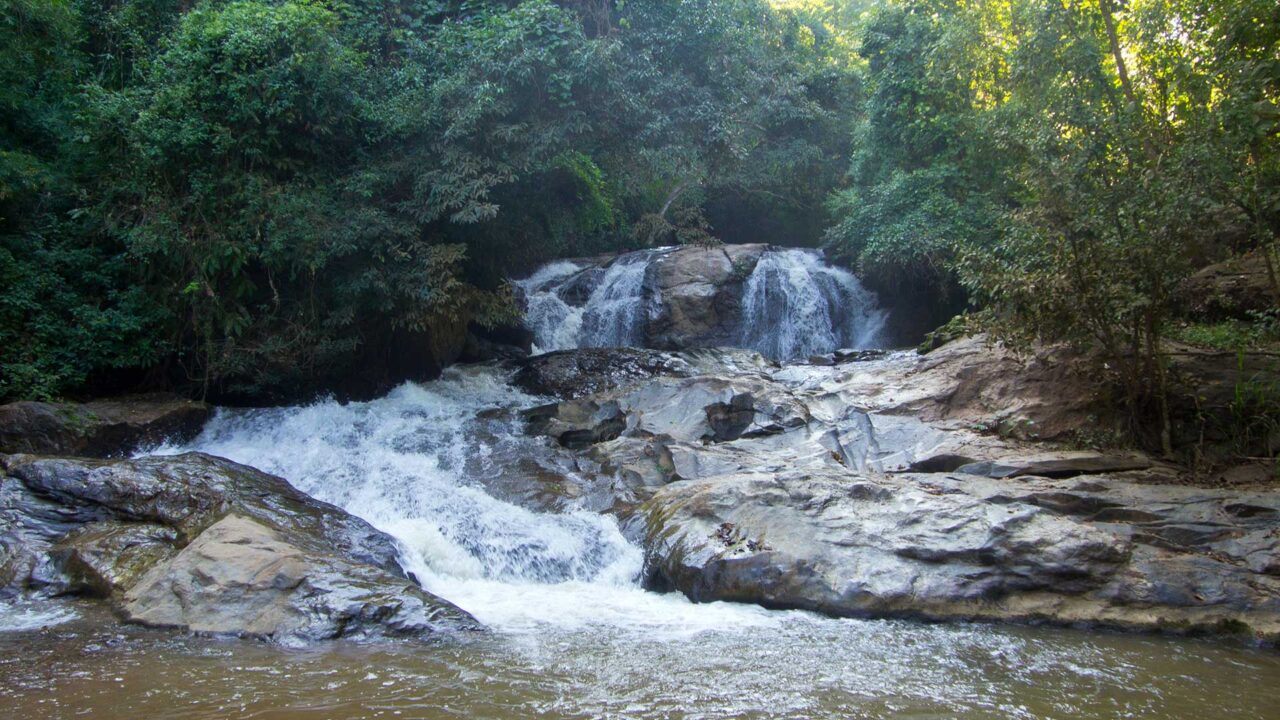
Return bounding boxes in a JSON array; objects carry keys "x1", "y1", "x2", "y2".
[
  {"x1": 739, "y1": 248, "x2": 887, "y2": 360},
  {"x1": 516, "y1": 250, "x2": 665, "y2": 354},
  {"x1": 579, "y1": 251, "x2": 657, "y2": 349},
  {"x1": 517, "y1": 244, "x2": 888, "y2": 359},
  {"x1": 515, "y1": 261, "x2": 588, "y2": 354}
]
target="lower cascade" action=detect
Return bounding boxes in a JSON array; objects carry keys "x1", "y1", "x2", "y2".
[
  {"x1": 155, "y1": 369, "x2": 670, "y2": 630},
  {"x1": 516, "y1": 244, "x2": 888, "y2": 358}
]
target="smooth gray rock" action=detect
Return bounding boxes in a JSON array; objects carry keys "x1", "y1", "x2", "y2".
[
  {"x1": 0, "y1": 452, "x2": 479, "y2": 642},
  {"x1": 513, "y1": 344, "x2": 1280, "y2": 641},
  {"x1": 122, "y1": 515, "x2": 472, "y2": 644},
  {"x1": 641, "y1": 469, "x2": 1280, "y2": 639}
]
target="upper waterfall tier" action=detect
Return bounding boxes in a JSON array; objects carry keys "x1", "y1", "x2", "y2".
[{"x1": 515, "y1": 244, "x2": 888, "y2": 359}]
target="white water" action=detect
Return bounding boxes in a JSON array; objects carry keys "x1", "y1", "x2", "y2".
[
  {"x1": 514, "y1": 261, "x2": 586, "y2": 354},
  {"x1": 517, "y1": 245, "x2": 887, "y2": 359},
  {"x1": 0, "y1": 600, "x2": 78, "y2": 632},
  {"x1": 152, "y1": 366, "x2": 780, "y2": 635},
  {"x1": 578, "y1": 251, "x2": 659, "y2": 349},
  {"x1": 740, "y1": 248, "x2": 887, "y2": 359},
  {"x1": 110, "y1": 356, "x2": 1280, "y2": 719},
  {"x1": 517, "y1": 250, "x2": 667, "y2": 354}
]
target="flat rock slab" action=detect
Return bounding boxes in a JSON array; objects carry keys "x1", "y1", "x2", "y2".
[
  {"x1": 511, "y1": 344, "x2": 1280, "y2": 642},
  {"x1": 641, "y1": 469, "x2": 1280, "y2": 640}
]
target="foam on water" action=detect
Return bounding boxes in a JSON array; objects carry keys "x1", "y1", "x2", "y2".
[
  {"x1": 578, "y1": 251, "x2": 658, "y2": 349},
  {"x1": 517, "y1": 251, "x2": 666, "y2": 354},
  {"x1": 152, "y1": 365, "x2": 778, "y2": 635},
  {"x1": 514, "y1": 261, "x2": 586, "y2": 354},
  {"x1": 0, "y1": 601, "x2": 78, "y2": 632}
]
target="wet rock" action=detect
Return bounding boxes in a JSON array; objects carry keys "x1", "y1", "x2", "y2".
[
  {"x1": 641, "y1": 469, "x2": 1280, "y2": 640},
  {"x1": 0, "y1": 395, "x2": 211, "y2": 457},
  {"x1": 122, "y1": 515, "x2": 475, "y2": 643},
  {"x1": 520, "y1": 342, "x2": 1280, "y2": 641},
  {"x1": 0, "y1": 452, "x2": 479, "y2": 641},
  {"x1": 511, "y1": 348, "x2": 692, "y2": 399},
  {"x1": 52, "y1": 521, "x2": 178, "y2": 598},
  {"x1": 5, "y1": 453, "x2": 403, "y2": 569},
  {"x1": 905, "y1": 453, "x2": 977, "y2": 473},
  {"x1": 523, "y1": 400, "x2": 626, "y2": 449}
]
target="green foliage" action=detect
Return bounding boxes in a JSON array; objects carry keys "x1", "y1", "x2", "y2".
[
  {"x1": 9, "y1": 0, "x2": 1268, "y2": 419},
  {"x1": 1172, "y1": 311, "x2": 1280, "y2": 352},
  {"x1": 1, "y1": 0, "x2": 860, "y2": 400},
  {"x1": 826, "y1": 0, "x2": 1280, "y2": 456}
]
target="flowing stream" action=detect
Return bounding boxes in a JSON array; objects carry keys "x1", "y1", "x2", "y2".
[{"x1": 3, "y1": 257, "x2": 1280, "y2": 717}]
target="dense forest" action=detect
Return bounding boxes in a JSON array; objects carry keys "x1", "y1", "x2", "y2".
[{"x1": 2, "y1": 0, "x2": 1277, "y2": 434}]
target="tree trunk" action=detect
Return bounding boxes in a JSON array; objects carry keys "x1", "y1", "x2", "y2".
[
  {"x1": 1099, "y1": 0, "x2": 1137, "y2": 107},
  {"x1": 659, "y1": 179, "x2": 692, "y2": 220}
]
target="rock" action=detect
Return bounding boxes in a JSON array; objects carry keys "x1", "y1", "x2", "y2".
[
  {"x1": 954, "y1": 453, "x2": 1153, "y2": 479},
  {"x1": 5, "y1": 453, "x2": 402, "y2": 568},
  {"x1": 0, "y1": 394, "x2": 211, "y2": 457},
  {"x1": 51, "y1": 521, "x2": 178, "y2": 598},
  {"x1": 645, "y1": 244, "x2": 767, "y2": 349},
  {"x1": 903, "y1": 336, "x2": 1110, "y2": 442},
  {"x1": 1165, "y1": 348, "x2": 1280, "y2": 461},
  {"x1": 0, "y1": 452, "x2": 479, "y2": 641},
  {"x1": 121, "y1": 515, "x2": 473, "y2": 643},
  {"x1": 511, "y1": 348, "x2": 693, "y2": 399},
  {"x1": 514, "y1": 344, "x2": 1280, "y2": 641},
  {"x1": 1181, "y1": 249, "x2": 1277, "y2": 321},
  {"x1": 523, "y1": 399, "x2": 626, "y2": 449},
  {"x1": 642, "y1": 469, "x2": 1280, "y2": 640}
]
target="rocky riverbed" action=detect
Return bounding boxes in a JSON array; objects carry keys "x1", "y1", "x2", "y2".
[
  {"x1": 2, "y1": 330, "x2": 1280, "y2": 718},
  {"x1": 5, "y1": 332, "x2": 1275, "y2": 645},
  {"x1": 515, "y1": 338, "x2": 1280, "y2": 641}
]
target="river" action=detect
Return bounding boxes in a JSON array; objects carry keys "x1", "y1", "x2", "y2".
[{"x1": 3, "y1": 248, "x2": 1279, "y2": 718}]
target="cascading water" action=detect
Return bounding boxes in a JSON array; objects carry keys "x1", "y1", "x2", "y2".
[
  {"x1": 16, "y1": 351, "x2": 1278, "y2": 719},
  {"x1": 517, "y1": 244, "x2": 887, "y2": 359},
  {"x1": 153, "y1": 366, "x2": 773, "y2": 633},
  {"x1": 739, "y1": 248, "x2": 887, "y2": 360},
  {"x1": 578, "y1": 251, "x2": 658, "y2": 349},
  {"x1": 516, "y1": 249, "x2": 667, "y2": 354},
  {"x1": 515, "y1": 261, "x2": 587, "y2": 355}
]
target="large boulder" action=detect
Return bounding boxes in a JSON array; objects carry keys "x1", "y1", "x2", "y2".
[
  {"x1": 0, "y1": 394, "x2": 211, "y2": 457},
  {"x1": 0, "y1": 452, "x2": 479, "y2": 642},
  {"x1": 641, "y1": 469, "x2": 1280, "y2": 640},
  {"x1": 877, "y1": 335, "x2": 1111, "y2": 442},
  {"x1": 644, "y1": 244, "x2": 767, "y2": 349},
  {"x1": 121, "y1": 514, "x2": 467, "y2": 643},
  {"x1": 1181, "y1": 249, "x2": 1277, "y2": 321}
]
